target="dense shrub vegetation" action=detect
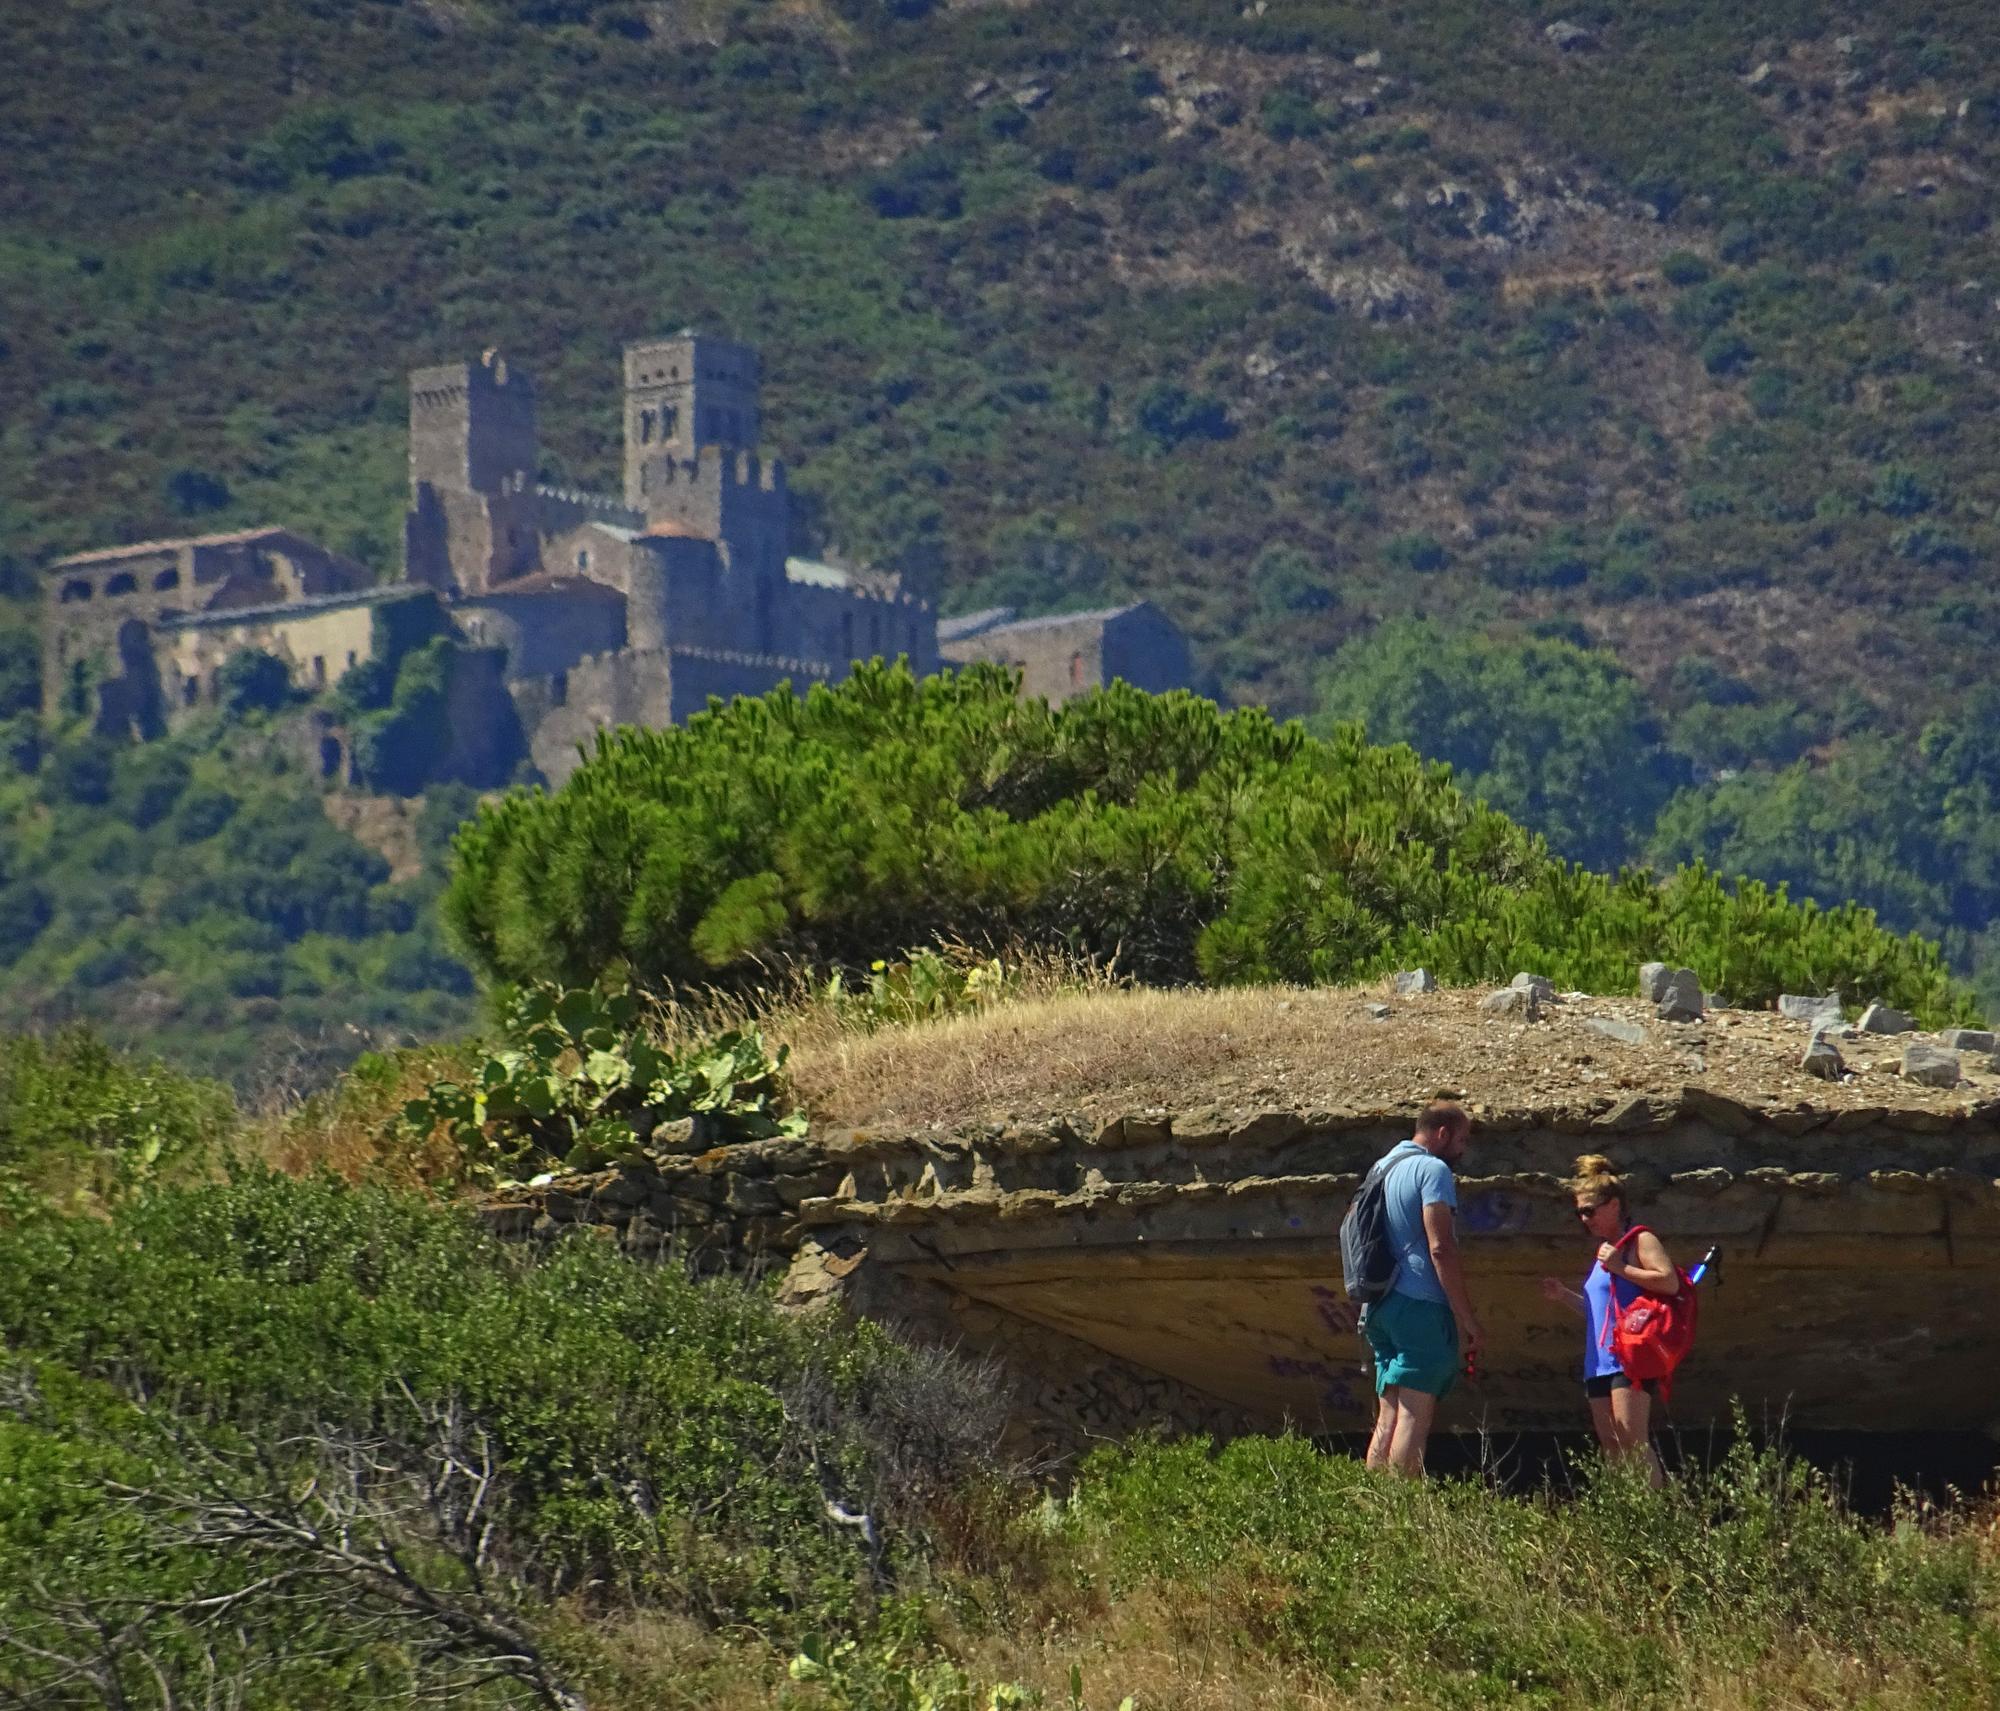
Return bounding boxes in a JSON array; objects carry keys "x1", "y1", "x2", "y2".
[
  {"x1": 0, "y1": 705, "x2": 477, "y2": 1084},
  {"x1": 0, "y1": 1027, "x2": 234, "y2": 1205},
  {"x1": 446, "y1": 664, "x2": 1975, "y2": 1023},
  {"x1": 1, "y1": 1143, "x2": 1994, "y2": 1708},
  {"x1": 0, "y1": 1170, "x2": 1013, "y2": 1707}
]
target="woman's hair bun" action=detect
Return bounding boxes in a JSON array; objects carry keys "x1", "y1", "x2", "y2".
[{"x1": 1572, "y1": 1153, "x2": 1617, "y2": 1179}]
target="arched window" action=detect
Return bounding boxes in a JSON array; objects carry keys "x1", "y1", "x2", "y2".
[
  {"x1": 577, "y1": 549, "x2": 591, "y2": 571},
  {"x1": 104, "y1": 572, "x2": 137, "y2": 596},
  {"x1": 1070, "y1": 651, "x2": 1086, "y2": 688},
  {"x1": 60, "y1": 579, "x2": 91, "y2": 603},
  {"x1": 153, "y1": 567, "x2": 180, "y2": 592}
]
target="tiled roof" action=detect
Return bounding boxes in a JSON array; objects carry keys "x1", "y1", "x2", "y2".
[
  {"x1": 50, "y1": 526, "x2": 298, "y2": 569},
  {"x1": 936, "y1": 605, "x2": 1018, "y2": 641},
  {"x1": 948, "y1": 603, "x2": 1146, "y2": 640},
  {"x1": 155, "y1": 585, "x2": 424, "y2": 630}
]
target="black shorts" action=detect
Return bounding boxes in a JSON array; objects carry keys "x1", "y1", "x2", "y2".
[{"x1": 1584, "y1": 1373, "x2": 1661, "y2": 1400}]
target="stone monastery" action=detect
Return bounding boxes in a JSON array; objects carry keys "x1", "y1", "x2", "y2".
[{"x1": 42, "y1": 335, "x2": 1194, "y2": 785}]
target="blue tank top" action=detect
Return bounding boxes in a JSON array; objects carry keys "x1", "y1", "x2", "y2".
[{"x1": 1582, "y1": 1250, "x2": 1641, "y2": 1380}]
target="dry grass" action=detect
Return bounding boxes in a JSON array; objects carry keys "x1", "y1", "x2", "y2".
[
  {"x1": 571, "y1": 1555, "x2": 2000, "y2": 1711},
  {"x1": 782, "y1": 980, "x2": 2000, "y2": 1135},
  {"x1": 254, "y1": 958, "x2": 2000, "y2": 1183},
  {"x1": 249, "y1": 1039, "x2": 481, "y2": 1187}
]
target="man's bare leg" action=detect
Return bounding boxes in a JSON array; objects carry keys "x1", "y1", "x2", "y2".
[
  {"x1": 1367, "y1": 1389, "x2": 1401, "y2": 1471},
  {"x1": 1386, "y1": 1388, "x2": 1439, "y2": 1477}
]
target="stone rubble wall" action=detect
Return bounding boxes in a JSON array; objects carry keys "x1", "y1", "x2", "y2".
[{"x1": 478, "y1": 1091, "x2": 2000, "y2": 1446}]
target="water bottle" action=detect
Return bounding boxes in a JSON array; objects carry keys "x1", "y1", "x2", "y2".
[{"x1": 1687, "y1": 1244, "x2": 1721, "y2": 1286}]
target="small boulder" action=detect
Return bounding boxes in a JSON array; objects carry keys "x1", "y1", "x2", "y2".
[
  {"x1": 1481, "y1": 986, "x2": 1540, "y2": 1022},
  {"x1": 1511, "y1": 971, "x2": 1557, "y2": 1003},
  {"x1": 1812, "y1": 1020, "x2": 1857, "y2": 1042},
  {"x1": 1545, "y1": 20, "x2": 1597, "y2": 51},
  {"x1": 1901, "y1": 1041, "x2": 1961, "y2": 1089},
  {"x1": 1778, "y1": 993, "x2": 1842, "y2": 1024},
  {"x1": 648, "y1": 1116, "x2": 701, "y2": 1154},
  {"x1": 1744, "y1": 60, "x2": 1774, "y2": 89},
  {"x1": 1858, "y1": 1002, "x2": 1915, "y2": 1035},
  {"x1": 1638, "y1": 961, "x2": 1673, "y2": 1003},
  {"x1": 1363, "y1": 1002, "x2": 1392, "y2": 1020},
  {"x1": 1800, "y1": 1037, "x2": 1844, "y2": 1081},
  {"x1": 1655, "y1": 969, "x2": 1704, "y2": 1023},
  {"x1": 1393, "y1": 968, "x2": 1436, "y2": 995},
  {"x1": 1353, "y1": 48, "x2": 1383, "y2": 69},
  {"x1": 1939, "y1": 1028, "x2": 1997, "y2": 1054},
  {"x1": 1587, "y1": 1017, "x2": 1647, "y2": 1047}
]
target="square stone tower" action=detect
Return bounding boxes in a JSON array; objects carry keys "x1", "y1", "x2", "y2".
[
  {"x1": 405, "y1": 350, "x2": 542, "y2": 595},
  {"x1": 623, "y1": 332, "x2": 761, "y2": 509}
]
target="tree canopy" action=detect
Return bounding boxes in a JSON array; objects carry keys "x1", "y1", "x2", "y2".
[
  {"x1": 445, "y1": 664, "x2": 1974, "y2": 1022},
  {"x1": 1313, "y1": 620, "x2": 1684, "y2": 870}
]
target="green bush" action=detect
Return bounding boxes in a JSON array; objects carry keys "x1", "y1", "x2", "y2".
[
  {"x1": 1380, "y1": 531, "x2": 1448, "y2": 572},
  {"x1": 1063, "y1": 1430, "x2": 1995, "y2": 1704},
  {"x1": 217, "y1": 647, "x2": 292, "y2": 716},
  {"x1": 0, "y1": 1026, "x2": 236, "y2": 1198},
  {"x1": 0, "y1": 626, "x2": 37, "y2": 718},
  {"x1": 0, "y1": 708, "x2": 476, "y2": 1083},
  {"x1": 1314, "y1": 620, "x2": 1681, "y2": 869},
  {"x1": 1134, "y1": 382, "x2": 1234, "y2": 447},
  {"x1": 444, "y1": 664, "x2": 1975, "y2": 1021},
  {"x1": 0, "y1": 1170, "x2": 1011, "y2": 1684}
]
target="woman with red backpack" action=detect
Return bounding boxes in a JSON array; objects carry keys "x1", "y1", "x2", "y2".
[{"x1": 1539, "y1": 1154, "x2": 1694, "y2": 1487}]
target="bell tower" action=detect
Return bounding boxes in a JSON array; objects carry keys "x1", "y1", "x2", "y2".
[{"x1": 624, "y1": 332, "x2": 761, "y2": 509}]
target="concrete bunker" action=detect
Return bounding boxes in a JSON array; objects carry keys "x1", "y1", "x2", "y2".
[
  {"x1": 779, "y1": 1099, "x2": 2000, "y2": 1447},
  {"x1": 482, "y1": 1092, "x2": 2000, "y2": 1454}
]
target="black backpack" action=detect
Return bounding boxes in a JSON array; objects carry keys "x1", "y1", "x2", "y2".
[{"x1": 1340, "y1": 1149, "x2": 1414, "y2": 1304}]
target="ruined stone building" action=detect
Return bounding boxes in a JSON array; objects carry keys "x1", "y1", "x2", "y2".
[
  {"x1": 41, "y1": 335, "x2": 1195, "y2": 784},
  {"x1": 938, "y1": 602, "x2": 1195, "y2": 707}
]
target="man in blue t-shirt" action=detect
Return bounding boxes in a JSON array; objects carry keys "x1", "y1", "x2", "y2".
[{"x1": 1362, "y1": 1101, "x2": 1483, "y2": 1476}]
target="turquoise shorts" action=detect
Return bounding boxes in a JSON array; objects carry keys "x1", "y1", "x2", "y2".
[{"x1": 1363, "y1": 1291, "x2": 1460, "y2": 1398}]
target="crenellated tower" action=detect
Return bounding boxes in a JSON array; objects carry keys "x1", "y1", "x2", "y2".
[
  {"x1": 623, "y1": 333, "x2": 791, "y2": 649},
  {"x1": 404, "y1": 349, "x2": 542, "y2": 595}
]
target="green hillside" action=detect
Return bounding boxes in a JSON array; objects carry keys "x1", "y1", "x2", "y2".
[
  {"x1": 5, "y1": 0, "x2": 2000, "y2": 1046},
  {"x1": 3, "y1": 1, "x2": 1996, "y2": 711}
]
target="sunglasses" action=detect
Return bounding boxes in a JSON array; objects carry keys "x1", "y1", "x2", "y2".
[{"x1": 1575, "y1": 1204, "x2": 1608, "y2": 1220}]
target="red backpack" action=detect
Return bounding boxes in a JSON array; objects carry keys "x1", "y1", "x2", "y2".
[{"x1": 1600, "y1": 1225, "x2": 1698, "y2": 1395}]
